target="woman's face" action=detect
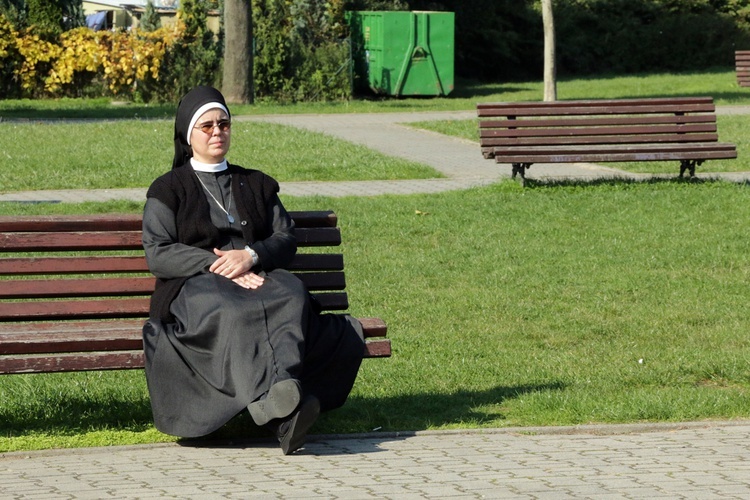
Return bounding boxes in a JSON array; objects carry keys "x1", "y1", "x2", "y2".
[{"x1": 190, "y1": 108, "x2": 231, "y2": 163}]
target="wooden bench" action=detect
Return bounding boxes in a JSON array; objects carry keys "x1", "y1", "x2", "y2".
[
  {"x1": 736, "y1": 50, "x2": 750, "y2": 87},
  {"x1": 0, "y1": 212, "x2": 390, "y2": 375},
  {"x1": 477, "y1": 97, "x2": 737, "y2": 182}
]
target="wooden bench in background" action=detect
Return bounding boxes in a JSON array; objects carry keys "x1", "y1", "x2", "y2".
[
  {"x1": 477, "y1": 97, "x2": 737, "y2": 183},
  {"x1": 736, "y1": 50, "x2": 750, "y2": 87},
  {"x1": 0, "y1": 212, "x2": 390, "y2": 375}
]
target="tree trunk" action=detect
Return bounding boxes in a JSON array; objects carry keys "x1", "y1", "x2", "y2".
[
  {"x1": 222, "y1": 0, "x2": 253, "y2": 104},
  {"x1": 542, "y1": 0, "x2": 557, "y2": 102}
]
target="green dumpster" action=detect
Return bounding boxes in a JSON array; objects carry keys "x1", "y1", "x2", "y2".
[{"x1": 348, "y1": 11, "x2": 454, "y2": 97}]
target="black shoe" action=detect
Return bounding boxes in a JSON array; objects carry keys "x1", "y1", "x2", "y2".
[
  {"x1": 247, "y1": 379, "x2": 302, "y2": 426},
  {"x1": 276, "y1": 395, "x2": 320, "y2": 455}
]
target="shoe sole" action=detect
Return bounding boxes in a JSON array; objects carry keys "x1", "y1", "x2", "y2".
[
  {"x1": 248, "y1": 379, "x2": 301, "y2": 426},
  {"x1": 280, "y1": 396, "x2": 320, "y2": 455}
]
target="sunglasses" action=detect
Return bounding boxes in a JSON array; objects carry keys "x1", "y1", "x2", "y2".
[{"x1": 194, "y1": 119, "x2": 231, "y2": 134}]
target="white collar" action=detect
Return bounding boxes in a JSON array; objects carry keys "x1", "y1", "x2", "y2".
[{"x1": 190, "y1": 158, "x2": 228, "y2": 172}]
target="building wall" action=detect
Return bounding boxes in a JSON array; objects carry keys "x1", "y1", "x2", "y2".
[{"x1": 81, "y1": 2, "x2": 220, "y2": 34}]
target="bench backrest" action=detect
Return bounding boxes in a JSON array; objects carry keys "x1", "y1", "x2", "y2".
[
  {"x1": 736, "y1": 50, "x2": 750, "y2": 87},
  {"x1": 477, "y1": 97, "x2": 722, "y2": 159},
  {"x1": 0, "y1": 211, "x2": 349, "y2": 323}
]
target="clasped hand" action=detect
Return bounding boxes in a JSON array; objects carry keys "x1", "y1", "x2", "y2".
[{"x1": 209, "y1": 248, "x2": 265, "y2": 289}]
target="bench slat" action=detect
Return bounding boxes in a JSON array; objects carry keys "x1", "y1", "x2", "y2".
[
  {"x1": 478, "y1": 102, "x2": 715, "y2": 117},
  {"x1": 0, "y1": 227, "x2": 340, "y2": 251},
  {"x1": 0, "y1": 253, "x2": 344, "y2": 275},
  {"x1": 0, "y1": 211, "x2": 338, "y2": 232},
  {"x1": 0, "y1": 291, "x2": 351, "y2": 320},
  {"x1": 0, "y1": 272, "x2": 345, "y2": 298},
  {"x1": 0, "y1": 231, "x2": 144, "y2": 251},
  {"x1": 0, "y1": 298, "x2": 151, "y2": 321},
  {"x1": 0, "y1": 317, "x2": 388, "y2": 354},
  {"x1": 493, "y1": 142, "x2": 737, "y2": 156},
  {"x1": 0, "y1": 338, "x2": 392, "y2": 374},
  {"x1": 479, "y1": 114, "x2": 716, "y2": 130},
  {"x1": 0, "y1": 277, "x2": 155, "y2": 299},
  {"x1": 482, "y1": 133, "x2": 720, "y2": 149},
  {"x1": 0, "y1": 317, "x2": 389, "y2": 372},
  {"x1": 0, "y1": 352, "x2": 147, "y2": 373},
  {"x1": 478, "y1": 96, "x2": 714, "y2": 109},
  {"x1": 0, "y1": 256, "x2": 149, "y2": 275},
  {"x1": 481, "y1": 124, "x2": 718, "y2": 140},
  {"x1": 495, "y1": 150, "x2": 737, "y2": 164}
]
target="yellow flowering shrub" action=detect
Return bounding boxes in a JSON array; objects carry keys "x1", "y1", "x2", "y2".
[
  {"x1": 45, "y1": 27, "x2": 100, "y2": 93},
  {"x1": 15, "y1": 28, "x2": 62, "y2": 91},
  {"x1": 4, "y1": 20, "x2": 183, "y2": 98},
  {"x1": 0, "y1": 16, "x2": 16, "y2": 65}
]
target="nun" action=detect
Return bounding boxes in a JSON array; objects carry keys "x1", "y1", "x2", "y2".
[{"x1": 141, "y1": 86, "x2": 365, "y2": 454}]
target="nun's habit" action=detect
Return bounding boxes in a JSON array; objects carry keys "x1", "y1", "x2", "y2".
[{"x1": 141, "y1": 86, "x2": 364, "y2": 438}]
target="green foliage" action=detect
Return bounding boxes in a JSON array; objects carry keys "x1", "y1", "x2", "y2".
[
  {"x1": 0, "y1": 0, "x2": 26, "y2": 29},
  {"x1": 253, "y1": 0, "x2": 354, "y2": 101},
  {"x1": 140, "y1": 0, "x2": 162, "y2": 32},
  {"x1": 407, "y1": 0, "x2": 542, "y2": 81},
  {"x1": 144, "y1": 0, "x2": 221, "y2": 102},
  {"x1": 61, "y1": 0, "x2": 84, "y2": 31},
  {"x1": 0, "y1": 14, "x2": 21, "y2": 98},
  {"x1": 553, "y1": 0, "x2": 750, "y2": 75},
  {"x1": 403, "y1": 0, "x2": 750, "y2": 80},
  {"x1": 26, "y1": 0, "x2": 62, "y2": 38}
]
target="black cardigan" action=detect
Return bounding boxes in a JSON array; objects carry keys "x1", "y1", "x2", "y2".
[{"x1": 145, "y1": 163, "x2": 280, "y2": 322}]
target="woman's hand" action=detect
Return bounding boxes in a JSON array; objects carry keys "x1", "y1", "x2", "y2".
[
  {"x1": 231, "y1": 271, "x2": 265, "y2": 290},
  {"x1": 209, "y1": 248, "x2": 264, "y2": 288}
]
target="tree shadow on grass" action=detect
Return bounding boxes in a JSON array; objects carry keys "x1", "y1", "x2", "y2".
[
  {"x1": 1, "y1": 379, "x2": 565, "y2": 450},
  {"x1": 0, "y1": 104, "x2": 176, "y2": 120},
  {"x1": 177, "y1": 381, "x2": 566, "y2": 452},
  {"x1": 518, "y1": 174, "x2": 739, "y2": 190}
]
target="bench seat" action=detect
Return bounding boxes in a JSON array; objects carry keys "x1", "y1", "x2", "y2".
[
  {"x1": 478, "y1": 97, "x2": 737, "y2": 182},
  {"x1": 0, "y1": 212, "x2": 390, "y2": 375}
]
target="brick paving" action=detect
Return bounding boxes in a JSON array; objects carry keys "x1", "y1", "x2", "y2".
[{"x1": 1, "y1": 423, "x2": 749, "y2": 499}]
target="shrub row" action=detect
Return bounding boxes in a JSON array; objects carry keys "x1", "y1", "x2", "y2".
[
  {"x1": 0, "y1": 18, "x2": 177, "y2": 99},
  {"x1": 4, "y1": 0, "x2": 750, "y2": 102},
  {"x1": 406, "y1": 0, "x2": 750, "y2": 81}
]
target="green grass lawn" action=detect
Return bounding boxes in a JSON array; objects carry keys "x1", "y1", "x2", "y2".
[
  {"x1": 2, "y1": 179, "x2": 750, "y2": 452},
  {"x1": 0, "y1": 120, "x2": 439, "y2": 191},
  {"x1": 2, "y1": 68, "x2": 749, "y2": 120},
  {"x1": 2, "y1": 69, "x2": 749, "y2": 191},
  {"x1": 1, "y1": 69, "x2": 750, "y2": 452}
]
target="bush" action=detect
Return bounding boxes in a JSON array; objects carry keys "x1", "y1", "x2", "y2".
[
  {"x1": 146, "y1": 0, "x2": 221, "y2": 102},
  {"x1": 554, "y1": 0, "x2": 749, "y2": 75},
  {"x1": 252, "y1": 0, "x2": 354, "y2": 101},
  {"x1": 0, "y1": 0, "x2": 219, "y2": 102}
]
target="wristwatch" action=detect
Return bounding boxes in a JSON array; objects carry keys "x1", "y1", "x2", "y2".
[{"x1": 244, "y1": 245, "x2": 259, "y2": 266}]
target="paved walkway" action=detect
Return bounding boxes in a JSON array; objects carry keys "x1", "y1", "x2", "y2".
[
  {"x1": 1, "y1": 422, "x2": 749, "y2": 499},
  {"x1": 2, "y1": 108, "x2": 750, "y2": 498}
]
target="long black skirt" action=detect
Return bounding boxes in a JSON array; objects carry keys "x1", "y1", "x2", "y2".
[{"x1": 142, "y1": 270, "x2": 364, "y2": 438}]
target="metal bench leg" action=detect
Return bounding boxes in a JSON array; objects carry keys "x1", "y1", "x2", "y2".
[
  {"x1": 679, "y1": 160, "x2": 703, "y2": 179},
  {"x1": 511, "y1": 163, "x2": 531, "y2": 181}
]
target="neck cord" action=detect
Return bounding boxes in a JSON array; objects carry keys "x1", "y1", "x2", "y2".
[{"x1": 195, "y1": 173, "x2": 235, "y2": 224}]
